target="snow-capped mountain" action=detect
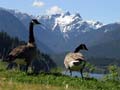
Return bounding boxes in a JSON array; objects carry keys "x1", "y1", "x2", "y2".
[
  {"x1": 36, "y1": 11, "x2": 105, "y2": 52},
  {"x1": 38, "y1": 11, "x2": 103, "y2": 33},
  {"x1": 0, "y1": 7, "x2": 120, "y2": 58},
  {"x1": 37, "y1": 12, "x2": 120, "y2": 57}
]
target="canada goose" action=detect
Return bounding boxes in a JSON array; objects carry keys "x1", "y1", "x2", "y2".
[
  {"x1": 5, "y1": 19, "x2": 40, "y2": 72},
  {"x1": 64, "y1": 44, "x2": 88, "y2": 78}
]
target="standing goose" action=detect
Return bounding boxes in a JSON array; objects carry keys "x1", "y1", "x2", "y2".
[
  {"x1": 64, "y1": 44, "x2": 88, "y2": 78},
  {"x1": 6, "y1": 19, "x2": 40, "y2": 72}
]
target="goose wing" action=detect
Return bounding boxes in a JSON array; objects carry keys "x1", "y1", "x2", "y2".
[
  {"x1": 64, "y1": 52, "x2": 85, "y2": 64},
  {"x1": 69, "y1": 53, "x2": 84, "y2": 60},
  {"x1": 9, "y1": 45, "x2": 30, "y2": 57}
]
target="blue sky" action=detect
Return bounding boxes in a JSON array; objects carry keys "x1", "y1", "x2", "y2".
[{"x1": 0, "y1": 0, "x2": 120, "y2": 24}]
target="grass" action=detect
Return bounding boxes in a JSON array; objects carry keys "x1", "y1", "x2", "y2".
[
  {"x1": 0, "y1": 61, "x2": 120, "y2": 90},
  {"x1": 0, "y1": 81, "x2": 67, "y2": 90}
]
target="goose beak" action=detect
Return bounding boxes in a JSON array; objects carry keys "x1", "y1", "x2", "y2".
[
  {"x1": 84, "y1": 46, "x2": 88, "y2": 51},
  {"x1": 86, "y1": 48, "x2": 88, "y2": 51},
  {"x1": 36, "y1": 21, "x2": 41, "y2": 24}
]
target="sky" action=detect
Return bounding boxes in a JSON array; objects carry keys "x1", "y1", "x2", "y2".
[{"x1": 0, "y1": 0, "x2": 120, "y2": 24}]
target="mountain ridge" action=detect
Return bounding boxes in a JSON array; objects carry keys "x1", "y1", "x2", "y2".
[{"x1": 0, "y1": 7, "x2": 120, "y2": 58}]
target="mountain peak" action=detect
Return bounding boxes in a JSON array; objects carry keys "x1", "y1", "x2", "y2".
[
  {"x1": 64, "y1": 11, "x2": 71, "y2": 15},
  {"x1": 62, "y1": 11, "x2": 71, "y2": 17},
  {"x1": 74, "y1": 13, "x2": 82, "y2": 18}
]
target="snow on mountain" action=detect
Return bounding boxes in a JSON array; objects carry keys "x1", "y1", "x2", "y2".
[
  {"x1": 86, "y1": 20, "x2": 103, "y2": 29},
  {"x1": 38, "y1": 11, "x2": 103, "y2": 33}
]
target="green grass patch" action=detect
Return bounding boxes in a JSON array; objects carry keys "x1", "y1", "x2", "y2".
[{"x1": 0, "y1": 61, "x2": 120, "y2": 90}]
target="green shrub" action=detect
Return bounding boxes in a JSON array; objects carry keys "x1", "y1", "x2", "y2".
[{"x1": 103, "y1": 65, "x2": 120, "y2": 81}]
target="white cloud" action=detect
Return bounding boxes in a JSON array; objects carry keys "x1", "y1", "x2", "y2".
[
  {"x1": 33, "y1": 0, "x2": 44, "y2": 7},
  {"x1": 46, "y1": 6, "x2": 63, "y2": 15}
]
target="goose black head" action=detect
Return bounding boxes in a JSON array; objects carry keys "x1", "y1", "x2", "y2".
[
  {"x1": 74, "y1": 44, "x2": 88, "y2": 53},
  {"x1": 31, "y1": 19, "x2": 40, "y2": 25},
  {"x1": 79, "y1": 44, "x2": 88, "y2": 51}
]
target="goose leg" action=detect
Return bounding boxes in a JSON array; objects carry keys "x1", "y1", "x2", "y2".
[
  {"x1": 6, "y1": 62, "x2": 17, "y2": 70},
  {"x1": 80, "y1": 61, "x2": 86, "y2": 79},
  {"x1": 6, "y1": 62, "x2": 13, "y2": 70},
  {"x1": 65, "y1": 69, "x2": 68, "y2": 75},
  {"x1": 80, "y1": 69, "x2": 84, "y2": 78},
  {"x1": 25, "y1": 64, "x2": 29, "y2": 73},
  {"x1": 70, "y1": 70, "x2": 72, "y2": 76}
]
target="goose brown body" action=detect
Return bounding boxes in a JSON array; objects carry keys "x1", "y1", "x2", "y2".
[
  {"x1": 64, "y1": 52, "x2": 85, "y2": 70},
  {"x1": 8, "y1": 44, "x2": 36, "y2": 63},
  {"x1": 64, "y1": 44, "x2": 88, "y2": 78}
]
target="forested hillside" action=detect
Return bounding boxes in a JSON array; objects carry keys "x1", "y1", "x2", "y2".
[{"x1": 0, "y1": 31, "x2": 25, "y2": 58}]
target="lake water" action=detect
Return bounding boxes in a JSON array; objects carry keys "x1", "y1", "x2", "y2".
[{"x1": 62, "y1": 71, "x2": 104, "y2": 79}]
